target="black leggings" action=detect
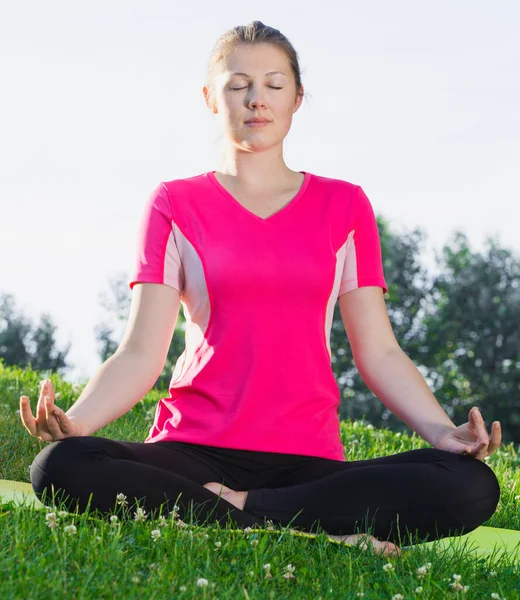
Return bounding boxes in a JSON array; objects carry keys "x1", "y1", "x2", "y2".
[{"x1": 29, "y1": 436, "x2": 501, "y2": 546}]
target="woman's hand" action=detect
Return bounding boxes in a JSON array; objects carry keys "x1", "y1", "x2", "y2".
[
  {"x1": 20, "y1": 379, "x2": 84, "y2": 442},
  {"x1": 435, "y1": 407, "x2": 502, "y2": 461}
]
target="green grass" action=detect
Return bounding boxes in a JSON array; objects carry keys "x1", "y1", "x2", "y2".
[{"x1": 1, "y1": 362, "x2": 519, "y2": 599}]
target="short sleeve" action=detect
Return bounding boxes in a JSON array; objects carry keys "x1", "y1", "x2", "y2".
[
  {"x1": 339, "y1": 185, "x2": 388, "y2": 296},
  {"x1": 129, "y1": 183, "x2": 183, "y2": 293}
]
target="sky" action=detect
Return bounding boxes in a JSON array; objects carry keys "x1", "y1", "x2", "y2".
[{"x1": 1, "y1": 0, "x2": 519, "y2": 385}]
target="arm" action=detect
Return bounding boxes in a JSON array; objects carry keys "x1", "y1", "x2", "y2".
[
  {"x1": 339, "y1": 286, "x2": 456, "y2": 447},
  {"x1": 65, "y1": 348, "x2": 162, "y2": 436},
  {"x1": 66, "y1": 283, "x2": 181, "y2": 436},
  {"x1": 356, "y1": 346, "x2": 457, "y2": 447}
]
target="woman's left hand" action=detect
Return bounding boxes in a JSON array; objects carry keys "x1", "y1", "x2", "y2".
[{"x1": 435, "y1": 407, "x2": 502, "y2": 461}]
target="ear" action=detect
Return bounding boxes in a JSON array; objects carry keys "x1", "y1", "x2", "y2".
[
  {"x1": 293, "y1": 85, "x2": 304, "y2": 113},
  {"x1": 202, "y1": 86, "x2": 217, "y2": 114}
]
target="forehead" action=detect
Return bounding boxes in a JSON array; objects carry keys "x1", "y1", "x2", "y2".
[{"x1": 219, "y1": 43, "x2": 289, "y2": 76}]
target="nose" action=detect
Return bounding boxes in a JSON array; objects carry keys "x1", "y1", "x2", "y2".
[{"x1": 247, "y1": 87, "x2": 267, "y2": 109}]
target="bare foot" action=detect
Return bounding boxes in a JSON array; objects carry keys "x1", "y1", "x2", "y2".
[
  {"x1": 203, "y1": 483, "x2": 400, "y2": 557},
  {"x1": 327, "y1": 533, "x2": 401, "y2": 557},
  {"x1": 203, "y1": 482, "x2": 247, "y2": 511},
  {"x1": 288, "y1": 529, "x2": 400, "y2": 557}
]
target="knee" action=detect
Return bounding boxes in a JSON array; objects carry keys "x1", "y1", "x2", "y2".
[
  {"x1": 448, "y1": 455, "x2": 501, "y2": 529},
  {"x1": 30, "y1": 437, "x2": 88, "y2": 497}
]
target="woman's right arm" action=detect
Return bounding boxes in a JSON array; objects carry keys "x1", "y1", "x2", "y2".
[
  {"x1": 66, "y1": 283, "x2": 180, "y2": 435},
  {"x1": 68, "y1": 283, "x2": 181, "y2": 436},
  {"x1": 65, "y1": 348, "x2": 164, "y2": 436},
  {"x1": 21, "y1": 283, "x2": 180, "y2": 440}
]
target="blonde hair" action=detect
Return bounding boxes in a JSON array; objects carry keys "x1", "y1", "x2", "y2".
[{"x1": 205, "y1": 20, "x2": 308, "y2": 112}]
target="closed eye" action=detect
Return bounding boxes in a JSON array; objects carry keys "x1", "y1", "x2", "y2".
[{"x1": 230, "y1": 86, "x2": 283, "y2": 90}]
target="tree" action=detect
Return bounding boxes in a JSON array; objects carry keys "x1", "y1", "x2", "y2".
[{"x1": 0, "y1": 292, "x2": 70, "y2": 375}]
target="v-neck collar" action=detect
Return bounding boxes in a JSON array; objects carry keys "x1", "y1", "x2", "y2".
[{"x1": 206, "y1": 170, "x2": 312, "y2": 223}]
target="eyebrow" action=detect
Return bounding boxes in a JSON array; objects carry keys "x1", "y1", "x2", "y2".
[{"x1": 230, "y1": 71, "x2": 287, "y2": 77}]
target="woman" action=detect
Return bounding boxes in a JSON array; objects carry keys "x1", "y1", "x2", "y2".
[{"x1": 24, "y1": 21, "x2": 501, "y2": 558}]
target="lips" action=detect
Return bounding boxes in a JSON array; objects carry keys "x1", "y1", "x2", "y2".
[{"x1": 245, "y1": 118, "x2": 270, "y2": 123}]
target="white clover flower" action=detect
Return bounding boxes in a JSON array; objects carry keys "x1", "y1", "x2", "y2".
[
  {"x1": 450, "y1": 582, "x2": 463, "y2": 591},
  {"x1": 214, "y1": 541, "x2": 221, "y2": 548},
  {"x1": 415, "y1": 587, "x2": 423, "y2": 594},
  {"x1": 248, "y1": 570, "x2": 254, "y2": 577},
  {"x1": 176, "y1": 520, "x2": 188, "y2": 528},
  {"x1": 131, "y1": 576, "x2": 139, "y2": 583},
  {"x1": 489, "y1": 570, "x2": 497, "y2": 577},
  {"x1": 416, "y1": 566, "x2": 428, "y2": 578},
  {"x1": 158, "y1": 515, "x2": 168, "y2": 527},
  {"x1": 243, "y1": 527, "x2": 253, "y2": 534},
  {"x1": 452, "y1": 574, "x2": 461, "y2": 582},
  {"x1": 179, "y1": 585, "x2": 187, "y2": 592},
  {"x1": 116, "y1": 493, "x2": 128, "y2": 506},
  {"x1": 134, "y1": 507, "x2": 148, "y2": 522},
  {"x1": 250, "y1": 539, "x2": 259, "y2": 547},
  {"x1": 391, "y1": 595, "x2": 403, "y2": 600},
  {"x1": 383, "y1": 563, "x2": 395, "y2": 572},
  {"x1": 45, "y1": 512, "x2": 58, "y2": 529},
  {"x1": 151, "y1": 529, "x2": 161, "y2": 542},
  {"x1": 196, "y1": 578, "x2": 208, "y2": 587},
  {"x1": 110, "y1": 515, "x2": 119, "y2": 525},
  {"x1": 57, "y1": 510, "x2": 68, "y2": 517},
  {"x1": 203, "y1": 533, "x2": 209, "y2": 539},
  {"x1": 283, "y1": 564, "x2": 296, "y2": 579},
  {"x1": 366, "y1": 423, "x2": 374, "y2": 430},
  {"x1": 490, "y1": 594, "x2": 501, "y2": 599},
  {"x1": 64, "y1": 524, "x2": 77, "y2": 535}
]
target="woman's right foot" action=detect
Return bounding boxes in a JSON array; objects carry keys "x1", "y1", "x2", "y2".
[
  {"x1": 290, "y1": 529, "x2": 401, "y2": 557},
  {"x1": 329, "y1": 533, "x2": 401, "y2": 557}
]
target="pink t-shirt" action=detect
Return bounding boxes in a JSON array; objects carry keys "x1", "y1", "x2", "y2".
[{"x1": 129, "y1": 171, "x2": 388, "y2": 461}]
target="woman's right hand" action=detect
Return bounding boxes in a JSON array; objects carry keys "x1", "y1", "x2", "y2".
[{"x1": 20, "y1": 379, "x2": 84, "y2": 442}]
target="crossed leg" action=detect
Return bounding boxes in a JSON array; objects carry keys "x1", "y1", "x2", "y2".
[
  {"x1": 202, "y1": 481, "x2": 401, "y2": 556},
  {"x1": 204, "y1": 448, "x2": 501, "y2": 557}
]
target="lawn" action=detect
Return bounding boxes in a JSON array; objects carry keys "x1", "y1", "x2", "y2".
[{"x1": 1, "y1": 363, "x2": 519, "y2": 599}]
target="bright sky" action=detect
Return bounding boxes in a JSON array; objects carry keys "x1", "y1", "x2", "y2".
[{"x1": 1, "y1": 1, "x2": 518, "y2": 385}]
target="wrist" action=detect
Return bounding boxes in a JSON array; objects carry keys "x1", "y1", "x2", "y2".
[{"x1": 430, "y1": 423, "x2": 457, "y2": 448}]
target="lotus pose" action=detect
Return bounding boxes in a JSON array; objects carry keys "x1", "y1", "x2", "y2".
[{"x1": 23, "y1": 21, "x2": 501, "y2": 558}]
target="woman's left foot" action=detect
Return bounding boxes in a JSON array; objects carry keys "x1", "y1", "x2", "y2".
[{"x1": 203, "y1": 482, "x2": 247, "y2": 511}]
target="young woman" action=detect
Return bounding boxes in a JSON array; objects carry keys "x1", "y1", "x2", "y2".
[{"x1": 24, "y1": 21, "x2": 501, "y2": 558}]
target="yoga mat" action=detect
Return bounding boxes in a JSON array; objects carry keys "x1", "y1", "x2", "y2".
[{"x1": 2, "y1": 479, "x2": 519, "y2": 560}]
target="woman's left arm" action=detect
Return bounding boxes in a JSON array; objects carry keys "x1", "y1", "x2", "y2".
[{"x1": 356, "y1": 347, "x2": 501, "y2": 459}]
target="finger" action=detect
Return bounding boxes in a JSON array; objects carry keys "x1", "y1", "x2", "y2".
[
  {"x1": 44, "y1": 396, "x2": 63, "y2": 439},
  {"x1": 470, "y1": 408, "x2": 490, "y2": 446},
  {"x1": 20, "y1": 396, "x2": 38, "y2": 436},
  {"x1": 37, "y1": 380, "x2": 53, "y2": 423},
  {"x1": 52, "y1": 405, "x2": 72, "y2": 434},
  {"x1": 487, "y1": 421, "x2": 502, "y2": 454}
]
